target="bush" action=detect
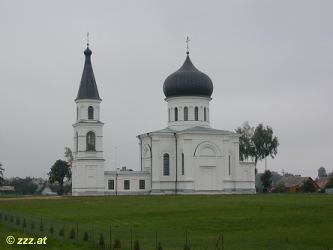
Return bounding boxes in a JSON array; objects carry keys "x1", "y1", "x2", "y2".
[
  {"x1": 4, "y1": 215, "x2": 8, "y2": 221},
  {"x1": 59, "y1": 228, "x2": 64, "y2": 237},
  {"x1": 0, "y1": 212, "x2": 2, "y2": 220},
  {"x1": 134, "y1": 240, "x2": 140, "y2": 250},
  {"x1": 272, "y1": 183, "x2": 288, "y2": 193},
  {"x1": 39, "y1": 222, "x2": 44, "y2": 232},
  {"x1": 83, "y1": 231, "x2": 89, "y2": 242},
  {"x1": 184, "y1": 243, "x2": 190, "y2": 250},
  {"x1": 157, "y1": 241, "x2": 163, "y2": 250},
  {"x1": 99, "y1": 234, "x2": 105, "y2": 249},
  {"x1": 49, "y1": 226, "x2": 54, "y2": 234},
  {"x1": 113, "y1": 238, "x2": 121, "y2": 249},
  {"x1": 70, "y1": 228, "x2": 76, "y2": 240},
  {"x1": 16, "y1": 216, "x2": 20, "y2": 226},
  {"x1": 31, "y1": 221, "x2": 35, "y2": 230},
  {"x1": 22, "y1": 218, "x2": 27, "y2": 229},
  {"x1": 10, "y1": 215, "x2": 14, "y2": 223}
]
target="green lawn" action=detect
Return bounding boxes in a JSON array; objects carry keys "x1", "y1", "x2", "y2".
[{"x1": 0, "y1": 194, "x2": 332, "y2": 249}]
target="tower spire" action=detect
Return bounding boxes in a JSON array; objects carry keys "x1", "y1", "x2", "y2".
[{"x1": 186, "y1": 36, "x2": 190, "y2": 55}]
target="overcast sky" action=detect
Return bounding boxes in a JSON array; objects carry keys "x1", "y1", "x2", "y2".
[{"x1": 1, "y1": 0, "x2": 332, "y2": 179}]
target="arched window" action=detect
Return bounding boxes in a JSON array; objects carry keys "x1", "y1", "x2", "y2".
[
  {"x1": 86, "y1": 131, "x2": 96, "y2": 151},
  {"x1": 163, "y1": 153, "x2": 170, "y2": 176},
  {"x1": 181, "y1": 153, "x2": 185, "y2": 175},
  {"x1": 184, "y1": 107, "x2": 188, "y2": 121},
  {"x1": 88, "y1": 106, "x2": 94, "y2": 120},
  {"x1": 76, "y1": 132, "x2": 79, "y2": 152},
  {"x1": 194, "y1": 107, "x2": 198, "y2": 121},
  {"x1": 174, "y1": 107, "x2": 178, "y2": 121},
  {"x1": 204, "y1": 107, "x2": 207, "y2": 121}
]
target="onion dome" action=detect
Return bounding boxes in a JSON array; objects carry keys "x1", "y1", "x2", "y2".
[
  {"x1": 76, "y1": 46, "x2": 101, "y2": 100},
  {"x1": 163, "y1": 53, "x2": 213, "y2": 98}
]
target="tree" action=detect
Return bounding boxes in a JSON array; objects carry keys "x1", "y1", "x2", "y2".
[
  {"x1": 48, "y1": 160, "x2": 70, "y2": 195},
  {"x1": 261, "y1": 170, "x2": 272, "y2": 192},
  {"x1": 0, "y1": 163, "x2": 4, "y2": 186},
  {"x1": 318, "y1": 167, "x2": 327, "y2": 178},
  {"x1": 252, "y1": 124, "x2": 279, "y2": 170},
  {"x1": 235, "y1": 122, "x2": 255, "y2": 161},
  {"x1": 300, "y1": 179, "x2": 317, "y2": 193},
  {"x1": 64, "y1": 147, "x2": 73, "y2": 179},
  {"x1": 236, "y1": 122, "x2": 279, "y2": 172}
]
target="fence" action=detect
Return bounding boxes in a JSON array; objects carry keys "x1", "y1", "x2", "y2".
[{"x1": 0, "y1": 210, "x2": 226, "y2": 250}]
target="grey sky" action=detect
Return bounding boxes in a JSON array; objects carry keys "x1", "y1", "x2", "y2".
[{"x1": 1, "y1": 0, "x2": 332, "y2": 179}]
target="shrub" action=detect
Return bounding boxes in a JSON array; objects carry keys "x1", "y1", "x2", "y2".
[
  {"x1": 83, "y1": 231, "x2": 89, "y2": 242},
  {"x1": 10, "y1": 215, "x2": 14, "y2": 223},
  {"x1": 0, "y1": 212, "x2": 2, "y2": 220},
  {"x1": 49, "y1": 226, "x2": 54, "y2": 234},
  {"x1": 184, "y1": 243, "x2": 190, "y2": 250},
  {"x1": 59, "y1": 228, "x2": 64, "y2": 237},
  {"x1": 157, "y1": 241, "x2": 163, "y2": 250},
  {"x1": 16, "y1": 216, "x2": 20, "y2": 226},
  {"x1": 113, "y1": 238, "x2": 121, "y2": 249},
  {"x1": 22, "y1": 218, "x2": 27, "y2": 229},
  {"x1": 99, "y1": 234, "x2": 105, "y2": 249},
  {"x1": 272, "y1": 183, "x2": 288, "y2": 193},
  {"x1": 70, "y1": 228, "x2": 76, "y2": 240},
  {"x1": 4, "y1": 215, "x2": 8, "y2": 221},
  {"x1": 40, "y1": 222, "x2": 44, "y2": 232},
  {"x1": 134, "y1": 240, "x2": 140, "y2": 250},
  {"x1": 31, "y1": 221, "x2": 35, "y2": 230}
]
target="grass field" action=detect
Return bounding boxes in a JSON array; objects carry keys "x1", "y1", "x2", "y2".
[{"x1": 0, "y1": 194, "x2": 332, "y2": 250}]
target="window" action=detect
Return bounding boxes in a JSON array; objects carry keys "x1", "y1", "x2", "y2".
[
  {"x1": 124, "y1": 180, "x2": 130, "y2": 190},
  {"x1": 88, "y1": 106, "x2": 94, "y2": 120},
  {"x1": 181, "y1": 153, "x2": 185, "y2": 175},
  {"x1": 194, "y1": 107, "x2": 198, "y2": 121},
  {"x1": 228, "y1": 155, "x2": 231, "y2": 176},
  {"x1": 86, "y1": 131, "x2": 96, "y2": 151},
  {"x1": 174, "y1": 107, "x2": 178, "y2": 121},
  {"x1": 163, "y1": 153, "x2": 170, "y2": 176},
  {"x1": 204, "y1": 108, "x2": 207, "y2": 121},
  {"x1": 108, "y1": 180, "x2": 114, "y2": 190},
  {"x1": 139, "y1": 180, "x2": 145, "y2": 190},
  {"x1": 184, "y1": 107, "x2": 188, "y2": 121}
]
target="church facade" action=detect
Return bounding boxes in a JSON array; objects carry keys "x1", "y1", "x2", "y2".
[{"x1": 71, "y1": 44, "x2": 256, "y2": 196}]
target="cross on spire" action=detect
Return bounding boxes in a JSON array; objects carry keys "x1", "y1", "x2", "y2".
[
  {"x1": 87, "y1": 32, "x2": 90, "y2": 47},
  {"x1": 186, "y1": 36, "x2": 190, "y2": 55}
]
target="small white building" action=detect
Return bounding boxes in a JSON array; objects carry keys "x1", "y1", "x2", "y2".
[{"x1": 71, "y1": 44, "x2": 255, "y2": 196}]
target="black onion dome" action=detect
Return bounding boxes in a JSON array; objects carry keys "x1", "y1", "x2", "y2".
[
  {"x1": 163, "y1": 54, "x2": 213, "y2": 98},
  {"x1": 76, "y1": 46, "x2": 101, "y2": 101}
]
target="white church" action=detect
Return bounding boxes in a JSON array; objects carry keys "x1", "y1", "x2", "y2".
[{"x1": 71, "y1": 43, "x2": 255, "y2": 196}]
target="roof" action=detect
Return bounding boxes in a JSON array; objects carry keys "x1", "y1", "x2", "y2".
[
  {"x1": 76, "y1": 46, "x2": 101, "y2": 101},
  {"x1": 276, "y1": 176, "x2": 310, "y2": 188},
  {"x1": 163, "y1": 54, "x2": 213, "y2": 98},
  {"x1": 140, "y1": 126, "x2": 236, "y2": 136}
]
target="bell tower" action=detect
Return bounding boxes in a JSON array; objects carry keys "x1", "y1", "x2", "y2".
[{"x1": 72, "y1": 43, "x2": 105, "y2": 196}]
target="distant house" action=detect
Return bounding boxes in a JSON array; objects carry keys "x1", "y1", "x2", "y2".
[
  {"x1": 316, "y1": 177, "x2": 330, "y2": 190},
  {"x1": 0, "y1": 186, "x2": 15, "y2": 194},
  {"x1": 275, "y1": 176, "x2": 320, "y2": 193}
]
